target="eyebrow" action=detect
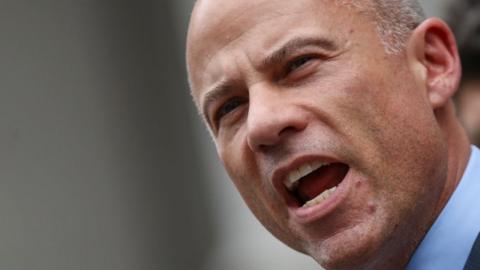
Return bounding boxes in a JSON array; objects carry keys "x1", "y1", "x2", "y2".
[
  {"x1": 201, "y1": 80, "x2": 233, "y2": 127},
  {"x1": 259, "y1": 36, "x2": 338, "y2": 71}
]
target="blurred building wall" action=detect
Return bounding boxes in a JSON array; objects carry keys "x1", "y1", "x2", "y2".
[{"x1": 0, "y1": 1, "x2": 212, "y2": 270}]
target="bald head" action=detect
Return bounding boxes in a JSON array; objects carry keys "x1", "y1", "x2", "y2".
[{"x1": 187, "y1": 0, "x2": 425, "y2": 59}]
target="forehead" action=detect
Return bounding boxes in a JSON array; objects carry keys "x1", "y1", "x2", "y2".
[{"x1": 187, "y1": 0, "x2": 370, "y2": 100}]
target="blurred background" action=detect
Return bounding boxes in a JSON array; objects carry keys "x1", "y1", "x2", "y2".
[{"x1": 0, "y1": 0, "x2": 476, "y2": 269}]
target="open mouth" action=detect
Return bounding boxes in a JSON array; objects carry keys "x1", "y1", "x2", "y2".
[{"x1": 284, "y1": 162, "x2": 349, "y2": 208}]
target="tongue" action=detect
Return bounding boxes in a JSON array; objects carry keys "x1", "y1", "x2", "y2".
[{"x1": 296, "y1": 163, "x2": 349, "y2": 202}]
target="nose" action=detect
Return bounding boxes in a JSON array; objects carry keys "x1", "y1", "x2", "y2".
[{"x1": 246, "y1": 84, "x2": 308, "y2": 152}]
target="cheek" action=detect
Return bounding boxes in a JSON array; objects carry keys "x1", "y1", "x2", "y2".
[
  {"x1": 218, "y1": 139, "x2": 304, "y2": 249},
  {"x1": 319, "y1": 67, "x2": 445, "y2": 212},
  {"x1": 217, "y1": 134, "x2": 272, "y2": 218}
]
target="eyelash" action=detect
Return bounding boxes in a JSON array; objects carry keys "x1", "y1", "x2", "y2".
[
  {"x1": 214, "y1": 97, "x2": 247, "y2": 125},
  {"x1": 284, "y1": 55, "x2": 315, "y2": 76}
]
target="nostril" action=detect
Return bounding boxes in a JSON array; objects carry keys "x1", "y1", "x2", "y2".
[
  {"x1": 279, "y1": 126, "x2": 302, "y2": 137},
  {"x1": 257, "y1": 144, "x2": 269, "y2": 151}
]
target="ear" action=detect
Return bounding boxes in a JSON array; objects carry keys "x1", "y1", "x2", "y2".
[{"x1": 406, "y1": 18, "x2": 461, "y2": 109}]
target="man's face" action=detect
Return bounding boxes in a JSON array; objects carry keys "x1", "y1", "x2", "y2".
[{"x1": 187, "y1": 0, "x2": 448, "y2": 268}]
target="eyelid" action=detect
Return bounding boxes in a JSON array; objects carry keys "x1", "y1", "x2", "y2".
[
  {"x1": 278, "y1": 46, "x2": 329, "y2": 73},
  {"x1": 279, "y1": 54, "x2": 320, "y2": 83},
  {"x1": 286, "y1": 55, "x2": 316, "y2": 73},
  {"x1": 210, "y1": 96, "x2": 248, "y2": 132},
  {"x1": 215, "y1": 98, "x2": 239, "y2": 122},
  {"x1": 202, "y1": 82, "x2": 239, "y2": 131}
]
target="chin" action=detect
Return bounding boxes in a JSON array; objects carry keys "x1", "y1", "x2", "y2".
[
  {"x1": 305, "y1": 222, "x2": 391, "y2": 270},
  {"x1": 311, "y1": 244, "x2": 379, "y2": 270}
]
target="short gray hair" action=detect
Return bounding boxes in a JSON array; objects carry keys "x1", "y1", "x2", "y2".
[
  {"x1": 338, "y1": 0, "x2": 426, "y2": 54},
  {"x1": 370, "y1": 0, "x2": 426, "y2": 53}
]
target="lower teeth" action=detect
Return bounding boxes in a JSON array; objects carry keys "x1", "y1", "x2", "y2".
[{"x1": 303, "y1": 186, "x2": 337, "y2": 208}]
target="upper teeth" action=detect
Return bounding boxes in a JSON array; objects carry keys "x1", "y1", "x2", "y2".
[{"x1": 285, "y1": 161, "x2": 329, "y2": 190}]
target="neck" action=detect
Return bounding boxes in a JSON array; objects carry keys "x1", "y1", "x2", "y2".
[
  {"x1": 433, "y1": 102, "x2": 471, "y2": 218},
  {"x1": 362, "y1": 102, "x2": 472, "y2": 270}
]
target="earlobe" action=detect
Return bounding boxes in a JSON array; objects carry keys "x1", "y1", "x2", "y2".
[{"x1": 407, "y1": 18, "x2": 461, "y2": 109}]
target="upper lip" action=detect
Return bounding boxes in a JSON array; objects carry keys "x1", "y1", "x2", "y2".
[{"x1": 271, "y1": 154, "x2": 342, "y2": 206}]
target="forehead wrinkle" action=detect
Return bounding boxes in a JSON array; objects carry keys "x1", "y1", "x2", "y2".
[
  {"x1": 199, "y1": 10, "x2": 310, "y2": 79},
  {"x1": 190, "y1": 0, "x2": 359, "y2": 114},
  {"x1": 190, "y1": 1, "x2": 318, "y2": 82}
]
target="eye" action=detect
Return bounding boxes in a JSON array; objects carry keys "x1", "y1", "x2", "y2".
[
  {"x1": 215, "y1": 97, "x2": 247, "y2": 124},
  {"x1": 285, "y1": 55, "x2": 315, "y2": 75}
]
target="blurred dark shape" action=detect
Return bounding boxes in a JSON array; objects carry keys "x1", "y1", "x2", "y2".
[{"x1": 447, "y1": 0, "x2": 480, "y2": 146}]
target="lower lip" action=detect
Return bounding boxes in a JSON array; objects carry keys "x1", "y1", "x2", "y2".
[{"x1": 289, "y1": 169, "x2": 351, "y2": 224}]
